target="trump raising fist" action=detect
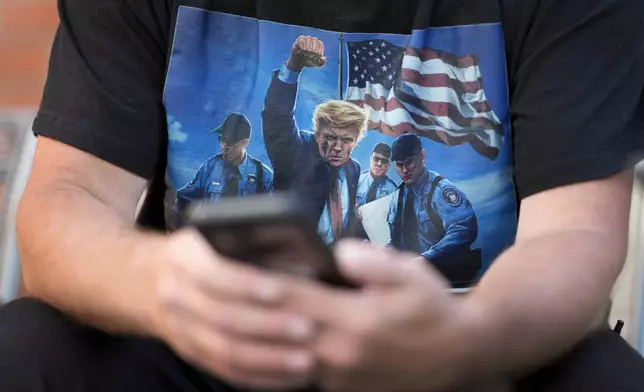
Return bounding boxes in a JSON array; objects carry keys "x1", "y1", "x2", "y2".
[{"x1": 286, "y1": 35, "x2": 327, "y2": 72}]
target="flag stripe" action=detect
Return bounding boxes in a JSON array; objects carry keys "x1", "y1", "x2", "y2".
[
  {"x1": 346, "y1": 83, "x2": 494, "y2": 119},
  {"x1": 400, "y1": 68, "x2": 483, "y2": 94},
  {"x1": 347, "y1": 84, "x2": 500, "y2": 132},
  {"x1": 351, "y1": 90, "x2": 498, "y2": 133},
  {"x1": 364, "y1": 105, "x2": 501, "y2": 146},
  {"x1": 402, "y1": 56, "x2": 481, "y2": 84},
  {"x1": 346, "y1": 39, "x2": 504, "y2": 159},
  {"x1": 405, "y1": 47, "x2": 479, "y2": 68},
  {"x1": 349, "y1": 97, "x2": 503, "y2": 149},
  {"x1": 398, "y1": 80, "x2": 493, "y2": 114},
  {"x1": 363, "y1": 119, "x2": 500, "y2": 159},
  {"x1": 395, "y1": 87, "x2": 499, "y2": 130}
]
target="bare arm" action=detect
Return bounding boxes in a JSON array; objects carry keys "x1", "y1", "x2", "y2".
[
  {"x1": 463, "y1": 169, "x2": 633, "y2": 377},
  {"x1": 15, "y1": 137, "x2": 324, "y2": 389},
  {"x1": 16, "y1": 136, "x2": 164, "y2": 335}
]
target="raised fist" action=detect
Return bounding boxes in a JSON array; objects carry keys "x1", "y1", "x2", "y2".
[{"x1": 286, "y1": 36, "x2": 327, "y2": 72}]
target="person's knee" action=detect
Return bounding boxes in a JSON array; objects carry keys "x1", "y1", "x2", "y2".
[
  {"x1": 0, "y1": 297, "x2": 89, "y2": 388},
  {"x1": 0, "y1": 296, "x2": 65, "y2": 323},
  {"x1": 0, "y1": 297, "x2": 76, "y2": 347},
  {"x1": 0, "y1": 298, "x2": 176, "y2": 392},
  {"x1": 516, "y1": 329, "x2": 644, "y2": 391}
]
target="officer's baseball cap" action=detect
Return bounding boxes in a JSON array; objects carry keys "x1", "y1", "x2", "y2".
[
  {"x1": 211, "y1": 112, "x2": 252, "y2": 142},
  {"x1": 372, "y1": 142, "x2": 392, "y2": 159},
  {"x1": 391, "y1": 133, "x2": 422, "y2": 162}
]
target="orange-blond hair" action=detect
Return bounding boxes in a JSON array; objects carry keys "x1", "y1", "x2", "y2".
[{"x1": 313, "y1": 100, "x2": 368, "y2": 141}]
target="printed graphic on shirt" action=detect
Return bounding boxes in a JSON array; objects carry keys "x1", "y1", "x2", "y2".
[{"x1": 163, "y1": 6, "x2": 518, "y2": 287}]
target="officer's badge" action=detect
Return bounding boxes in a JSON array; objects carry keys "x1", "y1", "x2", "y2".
[
  {"x1": 441, "y1": 187, "x2": 461, "y2": 206},
  {"x1": 248, "y1": 174, "x2": 257, "y2": 185}
]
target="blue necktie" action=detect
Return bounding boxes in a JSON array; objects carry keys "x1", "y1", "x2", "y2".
[
  {"x1": 366, "y1": 182, "x2": 379, "y2": 203},
  {"x1": 222, "y1": 166, "x2": 239, "y2": 198}
]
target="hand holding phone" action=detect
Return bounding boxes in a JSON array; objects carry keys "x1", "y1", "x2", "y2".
[{"x1": 186, "y1": 192, "x2": 358, "y2": 289}]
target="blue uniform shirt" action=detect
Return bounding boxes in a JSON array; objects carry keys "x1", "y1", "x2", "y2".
[
  {"x1": 175, "y1": 153, "x2": 273, "y2": 210},
  {"x1": 387, "y1": 169, "x2": 477, "y2": 261},
  {"x1": 356, "y1": 171, "x2": 398, "y2": 206}
]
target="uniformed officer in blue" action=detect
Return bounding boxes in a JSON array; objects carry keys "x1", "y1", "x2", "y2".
[
  {"x1": 356, "y1": 143, "x2": 398, "y2": 207},
  {"x1": 387, "y1": 133, "x2": 481, "y2": 284},
  {"x1": 174, "y1": 113, "x2": 273, "y2": 213}
]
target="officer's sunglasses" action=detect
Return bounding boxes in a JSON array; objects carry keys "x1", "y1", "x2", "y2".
[
  {"x1": 218, "y1": 136, "x2": 243, "y2": 147},
  {"x1": 372, "y1": 156, "x2": 390, "y2": 165}
]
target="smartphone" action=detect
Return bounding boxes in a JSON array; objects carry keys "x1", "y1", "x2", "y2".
[{"x1": 185, "y1": 192, "x2": 358, "y2": 289}]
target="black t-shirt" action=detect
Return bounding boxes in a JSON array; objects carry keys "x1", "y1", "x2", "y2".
[{"x1": 33, "y1": 0, "x2": 644, "y2": 287}]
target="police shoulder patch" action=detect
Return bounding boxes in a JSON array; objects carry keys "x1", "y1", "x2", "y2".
[
  {"x1": 247, "y1": 174, "x2": 257, "y2": 185},
  {"x1": 440, "y1": 186, "x2": 462, "y2": 206}
]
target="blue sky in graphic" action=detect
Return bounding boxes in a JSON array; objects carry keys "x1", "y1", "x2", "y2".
[{"x1": 163, "y1": 7, "x2": 518, "y2": 266}]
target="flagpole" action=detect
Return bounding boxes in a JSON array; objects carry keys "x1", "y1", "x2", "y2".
[{"x1": 338, "y1": 32, "x2": 344, "y2": 100}]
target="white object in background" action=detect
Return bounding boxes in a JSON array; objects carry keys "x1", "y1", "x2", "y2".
[
  {"x1": 610, "y1": 162, "x2": 644, "y2": 352},
  {"x1": 633, "y1": 163, "x2": 644, "y2": 353},
  {"x1": 0, "y1": 126, "x2": 37, "y2": 304},
  {"x1": 358, "y1": 193, "x2": 393, "y2": 246}
]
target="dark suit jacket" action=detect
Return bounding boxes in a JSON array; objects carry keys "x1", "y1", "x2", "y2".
[{"x1": 261, "y1": 70, "x2": 365, "y2": 239}]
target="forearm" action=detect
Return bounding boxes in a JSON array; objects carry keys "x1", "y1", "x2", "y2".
[
  {"x1": 16, "y1": 183, "x2": 166, "y2": 336},
  {"x1": 262, "y1": 71, "x2": 301, "y2": 178},
  {"x1": 459, "y1": 230, "x2": 625, "y2": 380},
  {"x1": 264, "y1": 62, "x2": 301, "y2": 118}
]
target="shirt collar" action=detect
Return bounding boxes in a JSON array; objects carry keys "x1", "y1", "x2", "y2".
[
  {"x1": 237, "y1": 153, "x2": 249, "y2": 178},
  {"x1": 370, "y1": 172, "x2": 386, "y2": 185},
  {"x1": 223, "y1": 153, "x2": 248, "y2": 178},
  {"x1": 410, "y1": 169, "x2": 430, "y2": 195}
]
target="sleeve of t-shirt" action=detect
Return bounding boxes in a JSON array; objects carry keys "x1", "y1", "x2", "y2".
[
  {"x1": 508, "y1": 0, "x2": 644, "y2": 199},
  {"x1": 32, "y1": 0, "x2": 170, "y2": 179}
]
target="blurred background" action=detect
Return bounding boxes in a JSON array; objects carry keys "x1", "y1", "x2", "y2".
[
  {"x1": 0, "y1": 0, "x2": 643, "y2": 355},
  {"x1": 0, "y1": 0, "x2": 57, "y2": 303}
]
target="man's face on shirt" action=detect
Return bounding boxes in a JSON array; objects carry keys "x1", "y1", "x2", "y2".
[
  {"x1": 316, "y1": 127, "x2": 357, "y2": 167},
  {"x1": 219, "y1": 137, "x2": 249, "y2": 165},
  {"x1": 370, "y1": 152, "x2": 390, "y2": 178},
  {"x1": 395, "y1": 150, "x2": 426, "y2": 186}
]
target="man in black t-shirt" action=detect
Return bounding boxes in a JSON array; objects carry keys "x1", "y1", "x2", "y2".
[{"x1": 1, "y1": 1, "x2": 643, "y2": 392}]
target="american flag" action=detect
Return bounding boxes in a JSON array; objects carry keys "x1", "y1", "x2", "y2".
[{"x1": 345, "y1": 39, "x2": 504, "y2": 160}]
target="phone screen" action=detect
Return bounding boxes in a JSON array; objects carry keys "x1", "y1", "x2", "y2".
[{"x1": 188, "y1": 194, "x2": 358, "y2": 289}]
